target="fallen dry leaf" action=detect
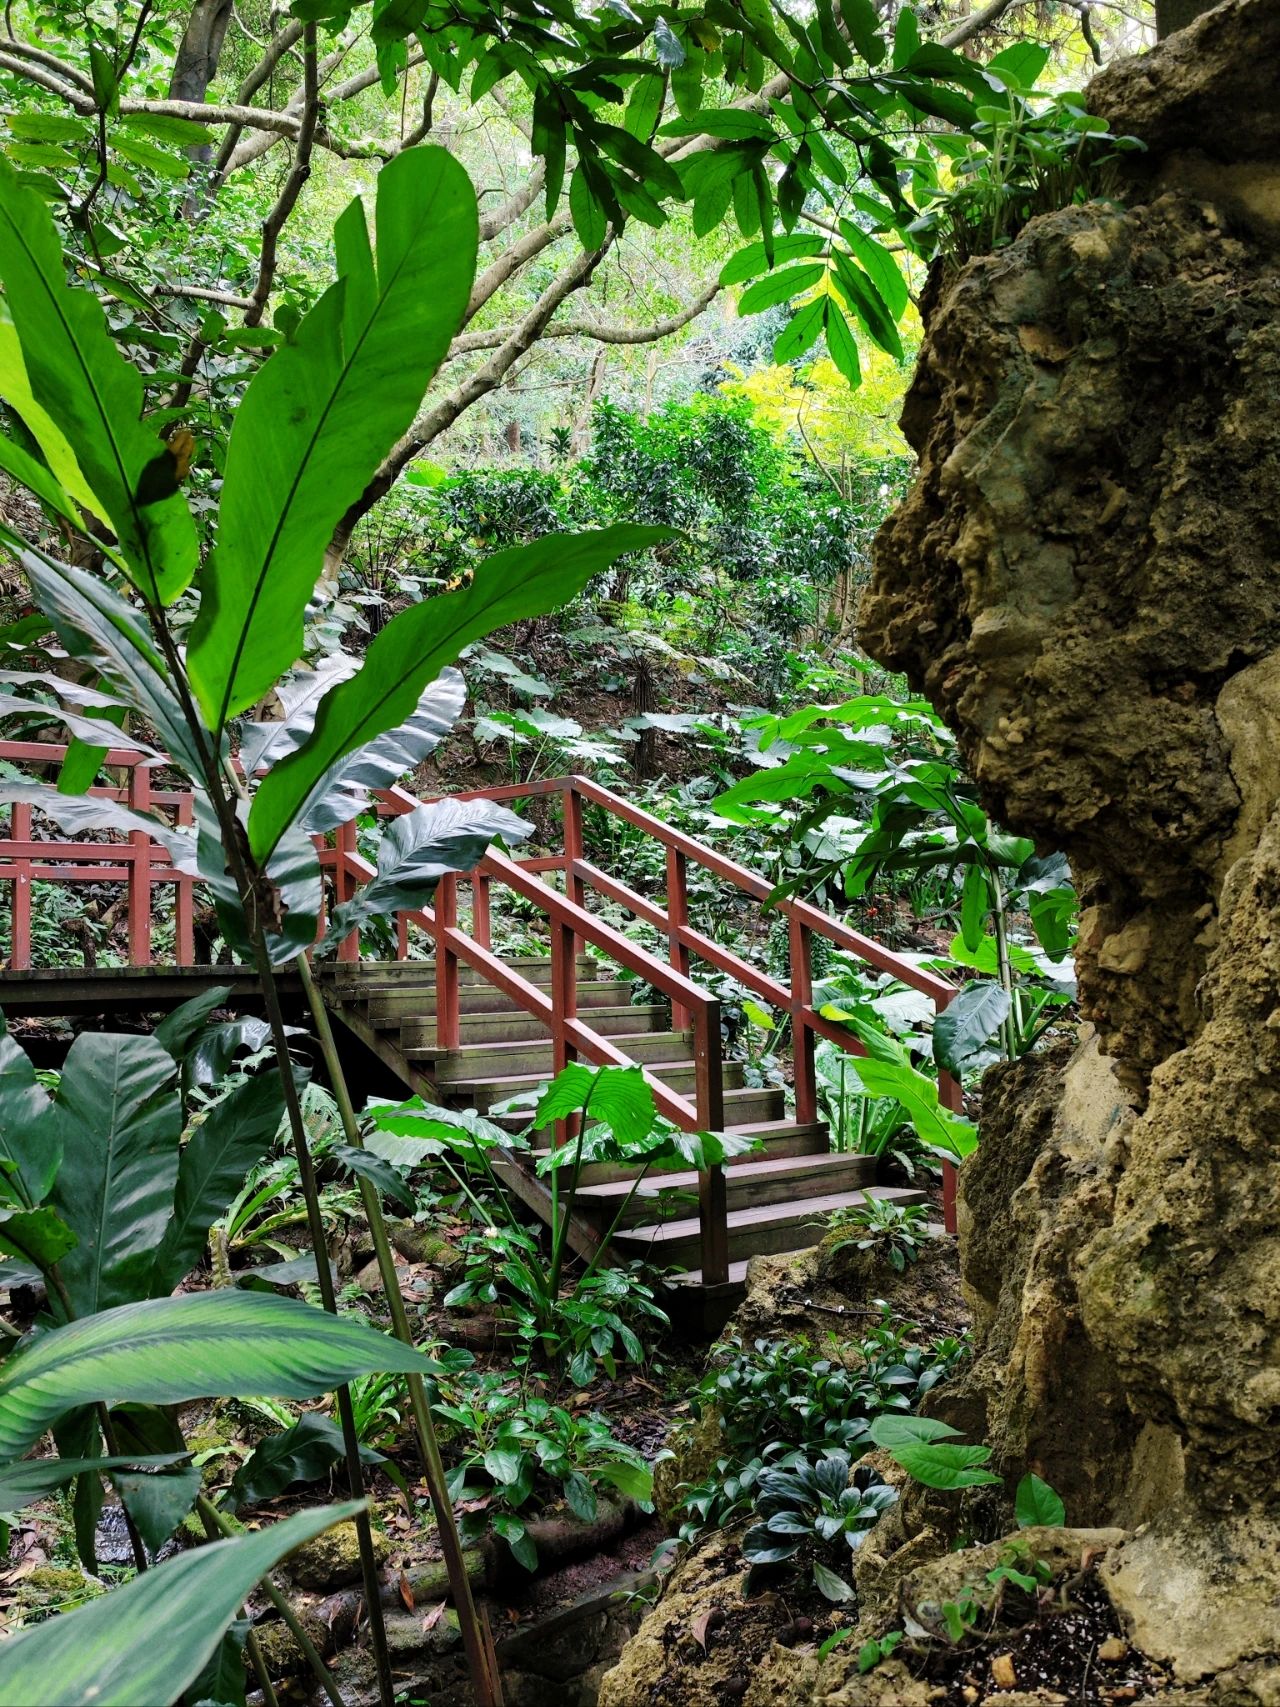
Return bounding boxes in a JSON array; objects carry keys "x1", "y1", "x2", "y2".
[
  {"x1": 421, "y1": 1602, "x2": 446, "y2": 1634},
  {"x1": 398, "y1": 1570, "x2": 415, "y2": 1612},
  {"x1": 691, "y1": 1607, "x2": 725, "y2": 1652}
]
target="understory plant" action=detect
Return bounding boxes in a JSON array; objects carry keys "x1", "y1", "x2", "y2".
[
  {"x1": 367, "y1": 1061, "x2": 756, "y2": 1382},
  {"x1": 826, "y1": 1196, "x2": 934, "y2": 1272},
  {"x1": 0, "y1": 143, "x2": 660, "y2": 1706},
  {"x1": 742, "y1": 1453, "x2": 897, "y2": 1603}
]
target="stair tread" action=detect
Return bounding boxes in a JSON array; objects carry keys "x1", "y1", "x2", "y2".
[
  {"x1": 572, "y1": 1149, "x2": 875, "y2": 1200},
  {"x1": 420, "y1": 1030, "x2": 692, "y2": 1061},
  {"x1": 666, "y1": 1259, "x2": 751, "y2": 1289},
  {"x1": 615, "y1": 1184, "x2": 927, "y2": 1243},
  {"x1": 446, "y1": 1059, "x2": 706, "y2": 1091}
]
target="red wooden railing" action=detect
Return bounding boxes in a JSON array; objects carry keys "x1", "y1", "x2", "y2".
[{"x1": 0, "y1": 746, "x2": 962, "y2": 1277}]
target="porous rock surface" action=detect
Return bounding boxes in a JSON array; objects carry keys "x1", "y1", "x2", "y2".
[{"x1": 862, "y1": 0, "x2": 1280, "y2": 1694}]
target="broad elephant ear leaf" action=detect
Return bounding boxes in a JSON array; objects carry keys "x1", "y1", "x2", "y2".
[
  {"x1": 0, "y1": 159, "x2": 198, "y2": 604},
  {"x1": 0, "y1": 1500, "x2": 364, "y2": 1707},
  {"x1": 187, "y1": 145, "x2": 479, "y2": 731},
  {"x1": 248, "y1": 524, "x2": 671, "y2": 861},
  {"x1": 324, "y1": 796, "x2": 530, "y2": 944},
  {"x1": 0, "y1": 1290, "x2": 442, "y2": 1461},
  {"x1": 0, "y1": 1021, "x2": 59, "y2": 1207}
]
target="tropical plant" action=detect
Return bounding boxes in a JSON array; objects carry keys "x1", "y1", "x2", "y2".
[
  {"x1": 432, "y1": 1375, "x2": 653, "y2": 1571},
  {"x1": 367, "y1": 1062, "x2": 757, "y2": 1379},
  {"x1": 825, "y1": 1196, "x2": 934, "y2": 1272},
  {"x1": 0, "y1": 142, "x2": 663, "y2": 1705},
  {"x1": 742, "y1": 1452, "x2": 897, "y2": 1603}
]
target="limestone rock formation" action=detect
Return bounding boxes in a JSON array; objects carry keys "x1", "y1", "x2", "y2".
[{"x1": 858, "y1": 0, "x2": 1280, "y2": 1692}]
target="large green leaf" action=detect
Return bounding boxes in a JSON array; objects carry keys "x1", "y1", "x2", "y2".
[
  {"x1": 0, "y1": 1021, "x2": 59, "y2": 1207},
  {"x1": 149, "y1": 1073, "x2": 285, "y2": 1296},
  {"x1": 247, "y1": 524, "x2": 670, "y2": 861},
  {"x1": 0, "y1": 1291, "x2": 442, "y2": 1461},
  {"x1": 0, "y1": 1453, "x2": 190, "y2": 1513},
  {"x1": 932, "y1": 981, "x2": 1010, "y2": 1077},
  {"x1": 325, "y1": 796, "x2": 530, "y2": 944},
  {"x1": 0, "y1": 302, "x2": 105, "y2": 524},
  {"x1": 227, "y1": 1413, "x2": 382, "y2": 1511},
  {"x1": 532, "y1": 1063, "x2": 656, "y2": 1149},
  {"x1": 0, "y1": 160, "x2": 197, "y2": 604},
  {"x1": 48, "y1": 1035, "x2": 181, "y2": 1318},
  {"x1": 245, "y1": 665, "x2": 467, "y2": 836},
  {"x1": 187, "y1": 147, "x2": 479, "y2": 730},
  {"x1": 0, "y1": 1500, "x2": 363, "y2": 1707},
  {"x1": 1015, "y1": 1471, "x2": 1065, "y2": 1528}
]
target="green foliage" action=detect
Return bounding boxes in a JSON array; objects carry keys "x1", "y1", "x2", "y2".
[
  {"x1": 866, "y1": 1415, "x2": 1002, "y2": 1491},
  {"x1": 825, "y1": 1195, "x2": 934, "y2": 1272},
  {"x1": 1015, "y1": 1472, "x2": 1066, "y2": 1529},
  {"x1": 742, "y1": 1453, "x2": 897, "y2": 1602},
  {"x1": 0, "y1": 1502, "x2": 364, "y2": 1707}
]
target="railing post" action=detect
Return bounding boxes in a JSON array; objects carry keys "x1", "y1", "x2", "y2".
[
  {"x1": 789, "y1": 914, "x2": 818, "y2": 1126},
  {"x1": 472, "y1": 873, "x2": 491, "y2": 949},
  {"x1": 666, "y1": 846, "x2": 691, "y2": 1034},
  {"x1": 335, "y1": 819, "x2": 361, "y2": 964},
  {"x1": 127, "y1": 764, "x2": 152, "y2": 966},
  {"x1": 435, "y1": 873, "x2": 460, "y2": 1051},
  {"x1": 9, "y1": 802, "x2": 31, "y2": 971},
  {"x1": 694, "y1": 999, "x2": 728, "y2": 1287},
  {"x1": 563, "y1": 782, "x2": 586, "y2": 911}
]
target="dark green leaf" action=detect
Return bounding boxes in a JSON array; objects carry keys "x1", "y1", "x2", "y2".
[
  {"x1": 331, "y1": 1143, "x2": 416, "y2": 1211},
  {"x1": 719, "y1": 231, "x2": 824, "y2": 286},
  {"x1": 0, "y1": 1205, "x2": 75, "y2": 1272},
  {"x1": 0, "y1": 1022, "x2": 59, "y2": 1207},
  {"x1": 932, "y1": 981, "x2": 1009, "y2": 1077},
  {"x1": 833, "y1": 253, "x2": 903, "y2": 359},
  {"x1": 837, "y1": 220, "x2": 909, "y2": 320},
  {"x1": 150, "y1": 1073, "x2": 286, "y2": 1296},
  {"x1": 824, "y1": 299, "x2": 862, "y2": 386},
  {"x1": 111, "y1": 1463, "x2": 202, "y2": 1554},
  {"x1": 153, "y1": 986, "x2": 235, "y2": 1064},
  {"x1": 773, "y1": 296, "x2": 826, "y2": 366},
  {"x1": 228, "y1": 1414, "x2": 382, "y2": 1511},
  {"x1": 48, "y1": 1034, "x2": 181, "y2": 1318},
  {"x1": 0, "y1": 1291, "x2": 443, "y2": 1461},
  {"x1": 959, "y1": 862, "x2": 989, "y2": 953},
  {"x1": 737, "y1": 262, "x2": 827, "y2": 314},
  {"x1": 0, "y1": 1453, "x2": 190, "y2": 1513}
]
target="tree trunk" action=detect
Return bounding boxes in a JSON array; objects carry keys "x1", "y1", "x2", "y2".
[{"x1": 170, "y1": 0, "x2": 235, "y2": 104}]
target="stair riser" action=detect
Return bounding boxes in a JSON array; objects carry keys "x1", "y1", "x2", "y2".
[
  {"x1": 616, "y1": 1212, "x2": 839, "y2": 1269},
  {"x1": 366, "y1": 981, "x2": 633, "y2": 1021},
  {"x1": 333, "y1": 958, "x2": 595, "y2": 995},
  {"x1": 457, "y1": 1059, "x2": 746, "y2": 1114},
  {"x1": 426, "y1": 1032, "x2": 692, "y2": 1080},
  {"x1": 399, "y1": 1006, "x2": 670, "y2": 1048},
  {"x1": 583, "y1": 1156, "x2": 878, "y2": 1223}
]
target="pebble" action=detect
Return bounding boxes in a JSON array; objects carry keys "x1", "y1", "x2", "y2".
[
  {"x1": 990, "y1": 1652, "x2": 1017, "y2": 1688},
  {"x1": 1097, "y1": 1637, "x2": 1129, "y2": 1663}
]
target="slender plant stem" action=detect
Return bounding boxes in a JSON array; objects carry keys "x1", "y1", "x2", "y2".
[
  {"x1": 94, "y1": 1405, "x2": 150, "y2": 1575},
  {"x1": 143, "y1": 602, "x2": 396, "y2": 1707},
  {"x1": 245, "y1": 1627, "x2": 282, "y2": 1707},
  {"x1": 990, "y1": 869, "x2": 1017, "y2": 1061},
  {"x1": 297, "y1": 955, "x2": 504, "y2": 1707},
  {"x1": 197, "y1": 1496, "x2": 343, "y2": 1707}
]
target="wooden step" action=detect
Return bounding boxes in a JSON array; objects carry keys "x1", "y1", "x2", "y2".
[
  {"x1": 488, "y1": 1080, "x2": 787, "y2": 1136},
  {"x1": 418, "y1": 1030, "x2": 693, "y2": 1079},
  {"x1": 529, "y1": 1121, "x2": 830, "y2": 1186},
  {"x1": 399, "y1": 1004, "x2": 671, "y2": 1049},
  {"x1": 452, "y1": 1058, "x2": 746, "y2": 1115},
  {"x1": 611, "y1": 1184, "x2": 929, "y2": 1268},
  {"x1": 365, "y1": 979, "x2": 634, "y2": 1022},
  {"x1": 332, "y1": 956, "x2": 595, "y2": 995},
  {"x1": 665, "y1": 1257, "x2": 751, "y2": 1291},
  {"x1": 574, "y1": 1149, "x2": 878, "y2": 1223}
]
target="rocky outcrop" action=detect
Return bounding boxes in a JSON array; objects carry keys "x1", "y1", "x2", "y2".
[{"x1": 855, "y1": 0, "x2": 1280, "y2": 1695}]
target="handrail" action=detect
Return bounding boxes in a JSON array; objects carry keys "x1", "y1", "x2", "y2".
[
  {"x1": 343, "y1": 785, "x2": 730, "y2": 1281},
  {"x1": 388, "y1": 773, "x2": 961, "y2": 1230}
]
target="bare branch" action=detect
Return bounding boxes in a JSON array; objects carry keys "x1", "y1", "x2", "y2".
[
  {"x1": 941, "y1": 0, "x2": 1026, "y2": 46},
  {"x1": 0, "y1": 37, "x2": 94, "y2": 93},
  {"x1": 446, "y1": 278, "x2": 722, "y2": 357},
  {"x1": 154, "y1": 283, "x2": 254, "y2": 308},
  {"x1": 469, "y1": 210, "x2": 574, "y2": 318},
  {"x1": 212, "y1": 20, "x2": 306, "y2": 175},
  {"x1": 243, "y1": 24, "x2": 320, "y2": 327},
  {"x1": 479, "y1": 165, "x2": 546, "y2": 242}
]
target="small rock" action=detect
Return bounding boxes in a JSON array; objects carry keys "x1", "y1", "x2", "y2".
[
  {"x1": 1097, "y1": 1637, "x2": 1129, "y2": 1663},
  {"x1": 284, "y1": 1519, "x2": 389, "y2": 1590},
  {"x1": 990, "y1": 1652, "x2": 1017, "y2": 1688}
]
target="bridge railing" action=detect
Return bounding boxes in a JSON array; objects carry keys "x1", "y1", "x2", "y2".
[{"x1": 0, "y1": 744, "x2": 961, "y2": 1250}]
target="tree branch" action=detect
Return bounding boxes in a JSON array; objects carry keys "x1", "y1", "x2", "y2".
[
  {"x1": 445, "y1": 278, "x2": 722, "y2": 357},
  {"x1": 242, "y1": 23, "x2": 320, "y2": 327},
  {"x1": 212, "y1": 20, "x2": 306, "y2": 176}
]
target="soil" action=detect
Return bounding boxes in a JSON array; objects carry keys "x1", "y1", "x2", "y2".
[{"x1": 911, "y1": 1571, "x2": 1170, "y2": 1705}]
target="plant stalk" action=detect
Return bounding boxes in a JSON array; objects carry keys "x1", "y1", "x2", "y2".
[
  {"x1": 989, "y1": 869, "x2": 1017, "y2": 1061},
  {"x1": 297, "y1": 954, "x2": 505, "y2": 1707},
  {"x1": 197, "y1": 1495, "x2": 342, "y2": 1707}
]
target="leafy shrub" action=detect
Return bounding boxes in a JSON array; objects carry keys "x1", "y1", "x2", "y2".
[
  {"x1": 742, "y1": 1452, "x2": 897, "y2": 1602},
  {"x1": 825, "y1": 1197, "x2": 934, "y2": 1272}
]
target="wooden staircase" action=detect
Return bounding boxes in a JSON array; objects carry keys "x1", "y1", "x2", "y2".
[{"x1": 324, "y1": 952, "x2": 928, "y2": 1295}]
